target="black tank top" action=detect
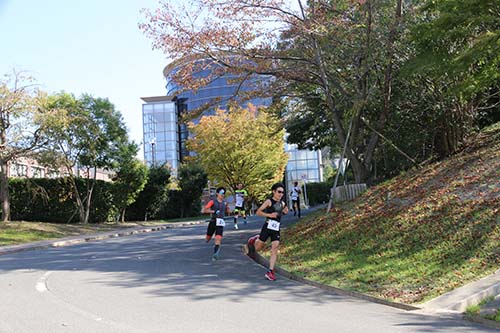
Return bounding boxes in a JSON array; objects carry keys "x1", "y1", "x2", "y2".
[
  {"x1": 211, "y1": 199, "x2": 227, "y2": 219},
  {"x1": 264, "y1": 198, "x2": 285, "y2": 222}
]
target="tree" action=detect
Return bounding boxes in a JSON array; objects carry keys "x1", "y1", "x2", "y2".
[
  {"x1": 177, "y1": 163, "x2": 208, "y2": 218},
  {"x1": 405, "y1": 0, "x2": 500, "y2": 157},
  {"x1": 0, "y1": 70, "x2": 49, "y2": 221},
  {"x1": 42, "y1": 93, "x2": 136, "y2": 224},
  {"x1": 111, "y1": 153, "x2": 148, "y2": 223},
  {"x1": 187, "y1": 104, "x2": 288, "y2": 201},
  {"x1": 140, "y1": 0, "x2": 409, "y2": 185},
  {"x1": 126, "y1": 164, "x2": 171, "y2": 221}
]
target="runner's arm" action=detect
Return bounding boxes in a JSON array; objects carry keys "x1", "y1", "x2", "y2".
[
  {"x1": 256, "y1": 199, "x2": 276, "y2": 219},
  {"x1": 202, "y1": 200, "x2": 215, "y2": 214},
  {"x1": 282, "y1": 202, "x2": 289, "y2": 215}
]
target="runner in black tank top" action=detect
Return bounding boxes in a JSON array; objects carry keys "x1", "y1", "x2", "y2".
[
  {"x1": 202, "y1": 187, "x2": 231, "y2": 261},
  {"x1": 247, "y1": 182, "x2": 288, "y2": 281}
]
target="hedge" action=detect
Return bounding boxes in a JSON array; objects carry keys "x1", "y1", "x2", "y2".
[{"x1": 9, "y1": 177, "x2": 115, "y2": 223}]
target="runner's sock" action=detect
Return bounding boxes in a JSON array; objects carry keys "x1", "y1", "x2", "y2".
[{"x1": 214, "y1": 244, "x2": 220, "y2": 254}]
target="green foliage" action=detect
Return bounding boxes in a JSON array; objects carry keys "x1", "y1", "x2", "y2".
[
  {"x1": 409, "y1": 0, "x2": 500, "y2": 99},
  {"x1": 41, "y1": 92, "x2": 137, "y2": 223},
  {"x1": 9, "y1": 178, "x2": 114, "y2": 223},
  {"x1": 125, "y1": 164, "x2": 171, "y2": 221},
  {"x1": 0, "y1": 70, "x2": 51, "y2": 221},
  {"x1": 393, "y1": 0, "x2": 500, "y2": 160},
  {"x1": 176, "y1": 163, "x2": 208, "y2": 218},
  {"x1": 305, "y1": 182, "x2": 331, "y2": 206},
  {"x1": 160, "y1": 164, "x2": 207, "y2": 219},
  {"x1": 112, "y1": 156, "x2": 148, "y2": 222}
]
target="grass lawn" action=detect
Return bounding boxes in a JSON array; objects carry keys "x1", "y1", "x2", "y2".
[{"x1": 0, "y1": 216, "x2": 206, "y2": 247}]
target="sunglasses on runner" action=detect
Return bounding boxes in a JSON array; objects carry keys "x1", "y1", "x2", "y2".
[{"x1": 277, "y1": 190, "x2": 284, "y2": 194}]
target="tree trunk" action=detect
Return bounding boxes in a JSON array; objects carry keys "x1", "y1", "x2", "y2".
[
  {"x1": 82, "y1": 169, "x2": 97, "y2": 224},
  {"x1": 67, "y1": 174, "x2": 86, "y2": 224},
  {"x1": 364, "y1": 0, "x2": 402, "y2": 183},
  {"x1": 0, "y1": 159, "x2": 10, "y2": 222}
]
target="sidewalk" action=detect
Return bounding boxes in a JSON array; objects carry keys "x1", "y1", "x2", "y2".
[
  {"x1": 419, "y1": 268, "x2": 500, "y2": 314},
  {"x1": 418, "y1": 268, "x2": 500, "y2": 329}
]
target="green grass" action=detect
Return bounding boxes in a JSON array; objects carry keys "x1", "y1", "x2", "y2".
[
  {"x1": 466, "y1": 297, "x2": 500, "y2": 322},
  {"x1": 262, "y1": 123, "x2": 500, "y2": 304},
  {"x1": 0, "y1": 216, "x2": 205, "y2": 247},
  {"x1": 484, "y1": 309, "x2": 500, "y2": 322},
  {"x1": 0, "y1": 228, "x2": 62, "y2": 245},
  {"x1": 466, "y1": 304, "x2": 481, "y2": 315}
]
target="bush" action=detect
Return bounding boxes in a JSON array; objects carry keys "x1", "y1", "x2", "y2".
[
  {"x1": 9, "y1": 177, "x2": 115, "y2": 223},
  {"x1": 305, "y1": 181, "x2": 331, "y2": 206}
]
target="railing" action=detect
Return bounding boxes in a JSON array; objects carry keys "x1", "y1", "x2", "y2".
[{"x1": 331, "y1": 183, "x2": 367, "y2": 202}]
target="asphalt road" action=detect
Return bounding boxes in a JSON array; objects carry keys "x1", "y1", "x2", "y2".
[{"x1": 0, "y1": 213, "x2": 496, "y2": 332}]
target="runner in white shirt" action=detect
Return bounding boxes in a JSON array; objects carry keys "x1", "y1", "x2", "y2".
[
  {"x1": 233, "y1": 183, "x2": 248, "y2": 229},
  {"x1": 290, "y1": 181, "x2": 301, "y2": 218}
]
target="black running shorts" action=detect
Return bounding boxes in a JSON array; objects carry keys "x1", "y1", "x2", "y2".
[
  {"x1": 206, "y1": 218, "x2": 224, "y2": 237},
  {"x1": 258, "y1": 222, "x2": 280, "y2": 242}
]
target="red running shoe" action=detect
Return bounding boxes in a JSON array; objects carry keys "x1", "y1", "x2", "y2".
[{"x1": 265, "y1": 270, "x2": 276, "y2": 281}]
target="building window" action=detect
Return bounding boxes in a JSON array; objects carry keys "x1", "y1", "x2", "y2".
[
  {"x1": 10, "y1": 163, "x2": 28, "y2": 177},
  {"x1": 47, "y1": 169, "x2": 59, "y2": 178},
  {"x1": 31, "y1": 166, "x2": 45, "y2": 178}
]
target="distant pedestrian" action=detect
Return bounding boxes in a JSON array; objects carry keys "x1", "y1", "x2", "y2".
[
  {"x1": 233, "y1": 183, "x2": 248, "y2": 229},
  {"x1": 247, "y1": 183, "x2": 288, "y2": 281},
  {"x1": 290, "y1": 181, "x2": 301, "y2": 218},
  {"x1": 202, "y1": 187, "x2": 231, "y2": 261}
]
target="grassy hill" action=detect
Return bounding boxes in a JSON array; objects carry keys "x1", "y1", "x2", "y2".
[{"x1": 277, "y1": 122, "x2": 499, "y2": 304}]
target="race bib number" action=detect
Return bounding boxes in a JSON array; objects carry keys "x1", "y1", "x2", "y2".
[
  {"x1": 267, "y1": 219, "x2": 280, "y2": 231},
  {"x1": 236, "y1": 197, "x2": 244, "y2": 206},
  {"x1": 216, "y1": 218, "x2": 225, "y2": 227}
]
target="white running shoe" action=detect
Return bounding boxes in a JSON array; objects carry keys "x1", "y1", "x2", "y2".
[{"x1": 234, "y1": 223, "x2": 238, "y2": 230}]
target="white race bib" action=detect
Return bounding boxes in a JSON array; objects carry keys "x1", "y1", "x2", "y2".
[
  {"x1": 267, "y1": 219, "x2": 280, "y2": 231},
  {"x1": 216, "y1": 218, "x2": 225, "y2": 227},
  {"x1": 236, "y1": 196, "x2": 244, "y2": 206}
]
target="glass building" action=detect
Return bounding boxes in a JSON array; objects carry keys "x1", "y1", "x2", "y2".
[
  {"x1": 164, "y1": 58, "x2": 270, "y2": 116},
  {"x1": 284, "y1": 141, "x2": 323, "y2": 207},
  {"x1": 142, "y1": 57, "x2": 324, "y2": 199},
  {"x1": 141, "y1": 96, "x2": 181, "y2": 176}
]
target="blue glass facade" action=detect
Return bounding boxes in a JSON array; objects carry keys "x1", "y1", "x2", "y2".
[
  {"x1": 166, "y1": 62, "x2": 271, "y2": 116},
  {"x1": 141, "y1": 96, "x2": 180, "y2": 176}
]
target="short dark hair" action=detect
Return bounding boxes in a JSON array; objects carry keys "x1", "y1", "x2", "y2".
[
  {"x1": 271, "y1": 183, "x2": 284, "y2": 192},
  {"x1": 216, "y1": 187, "x2": 226, "y2": 195}
]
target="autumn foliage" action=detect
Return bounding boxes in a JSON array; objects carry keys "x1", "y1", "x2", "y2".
[{"x1": 187, "y1": 104, "x2": 288, "y2": 201}]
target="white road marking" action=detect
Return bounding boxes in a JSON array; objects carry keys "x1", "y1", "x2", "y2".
[{"x1": 35, "y1": 271, "x2": 51, "y2": 293}]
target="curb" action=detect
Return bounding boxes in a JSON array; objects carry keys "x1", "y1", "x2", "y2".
[
  {"x1": 420, "y1": 272, "x2": 500, "y2": 313},
  {"x1": 0, "y1": 220, "x2": 208, "y2": 256},
  {"x1": 242, "y1": 244, "x2": 419, "y2": 311}
]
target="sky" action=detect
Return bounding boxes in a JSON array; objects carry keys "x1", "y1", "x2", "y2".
[{"x1": 0, "y1": 0, "x2": 171, "y2": 159}]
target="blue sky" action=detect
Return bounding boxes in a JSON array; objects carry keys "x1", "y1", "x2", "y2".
[{"x1": 0, "y1": 0, "x2": 170, "y2": 158}]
